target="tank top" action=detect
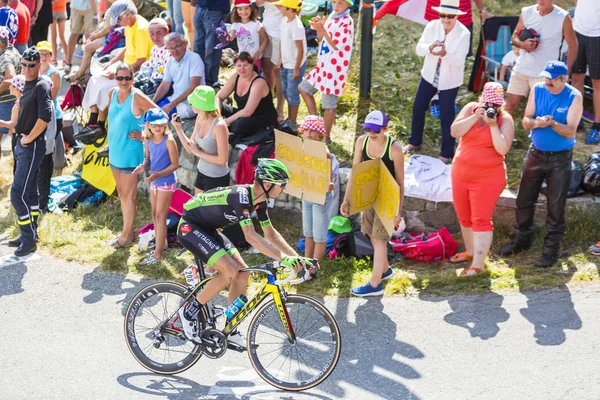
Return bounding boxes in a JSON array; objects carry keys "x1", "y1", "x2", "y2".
[
  {"x1": 233, "y1": 74, "x2": 278, "y2": 126},
  {"x1": 195, "y1": 117, "x2": 230, "y2": 178},
  {"x1": 530, "y1": 82, "x2": 579, "y2": 152},
  {"x1": 361, "y1": 135, "x2": 396, "y2": 179},
  {"x1": 148, "y1": 135, "x2": 176, "y2": 186},
  {"x1": 107, "y1": 88, "x2": 145, "y2": 169},
  {"x1": 44, "y1": 65, "x2": 63, "y2": 120},
  {"x1": 513, "y1": 5, "x2": 568, "y2": 78},
  {"x1": 452, "y1": 106, "x2": 507, "y2": 184}
]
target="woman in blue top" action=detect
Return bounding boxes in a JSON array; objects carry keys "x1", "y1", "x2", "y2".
[
  {"x1": 105, "y1": 63, "x2": 158, "y2": 248},
  {"x1": 134, "y1": 108, "x2": 180, "y2": 265}
]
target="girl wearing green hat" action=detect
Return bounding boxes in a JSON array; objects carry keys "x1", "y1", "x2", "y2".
[{"x1": 173, "y1": 85, "x2": 230, "y2": 194}]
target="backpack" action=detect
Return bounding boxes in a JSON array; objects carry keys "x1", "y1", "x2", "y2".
[
  {"x1": 389, "y1": 228, "x2": 458, "y2": 263},
  {"x1": 329, "y1": 231, "x2": 400, "y2": 261}
]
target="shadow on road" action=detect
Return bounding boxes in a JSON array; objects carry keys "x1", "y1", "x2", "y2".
[
  {"x1": 0, "y1": 262, "x2": 26, "y2": 298},
  {"x1": 117, "y1": 372, "x2": 333, "y2": 399}
]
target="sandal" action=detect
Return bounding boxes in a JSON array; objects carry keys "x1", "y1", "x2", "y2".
[
  {"x1": 449, "y1": 251, "x2": 473, "y2": 263},
  {"x1": 403, "y1": 144, "x2": 421, "y2": 155},
  {"x1": 459, "y1": 266, "x2": 485, "y2": 277},
  {"x1": 109, "y1": 235, "x2": 135, "y2": 248},
  {"x1": 139, "y1": 251, "x2": 161, "y2": 266}
]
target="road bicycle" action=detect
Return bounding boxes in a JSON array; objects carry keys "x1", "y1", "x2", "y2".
[{"x1": 124, "y1": 255, "x2": 341, "y2": 391}]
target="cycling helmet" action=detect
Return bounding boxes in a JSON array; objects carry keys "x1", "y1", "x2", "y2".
[{"x1": 255, "y1": 158, "x2": 290, "y2": 184}]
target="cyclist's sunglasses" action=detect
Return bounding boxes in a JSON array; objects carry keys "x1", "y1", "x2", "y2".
[
  {"x1": 273, "y1": 182, "x2": 287, "y2": 189},
  {"x1": 116, "y1": 75, "x2": 133, "y2": 81},
  {"x1": 439, "y1": 14, "x2": 457, "y2": 19}
]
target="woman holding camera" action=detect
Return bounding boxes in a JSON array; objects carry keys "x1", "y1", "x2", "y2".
[{"x1": 449, "y1": 82, "x2": 515, "y2": 277}]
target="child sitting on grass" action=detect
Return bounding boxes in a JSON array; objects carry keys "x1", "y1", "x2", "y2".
[
  {"x1": 299, "y1": 115, "x2": 338, "y2": 264},
  {"x1": 133, "y1": 108, "x2": 180, "y2": 265}
]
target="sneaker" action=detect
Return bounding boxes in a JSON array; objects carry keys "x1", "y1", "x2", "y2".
[
  {"x1": 585, "y1": 128, "x2": 600, "y2": 145},
  {"x1": 351, "y1": 282, "x2": 384, "y2": 297},
  {"x1": 381, "y1": 266, "x2": 394, "y2": 281},
  {"x1": 63, "y1": 63, "x2": 71, "y2": 73},
  {"x1": 177, "y1": 302, "x2": 202, "y2": 344},
  {"x1": 227, "y1": 330, "x2": 247, "y2": 351},
  {"x1": 75, "y1": 50, "x2": 84, "y2": 57},
  {"x1": 498, "y1": 241, "x2": 530, "y2": 257},
  {"x1": 588, "y1": 242, "x2": 600, "y2": 256},
  {"x1": 535, "y1": 253, "x2": 558, "y2": 269}
]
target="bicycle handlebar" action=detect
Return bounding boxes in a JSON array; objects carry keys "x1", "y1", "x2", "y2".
[{"x1": 274, "y1": 257, "x2": 319, "y2": 285}]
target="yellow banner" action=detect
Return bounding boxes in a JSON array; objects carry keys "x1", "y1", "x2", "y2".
[
  {"x1": 81, "y1": 135, "x2": 116, "y2": 195},
  {"x1": 347, "y1": 159, "x2": 400, "y2": 236},
  {"x1": 274, "y1": 129, "x2": 330, "y2": 205}
]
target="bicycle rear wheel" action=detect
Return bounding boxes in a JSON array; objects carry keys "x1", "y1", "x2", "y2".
[
  {"x1": 124, "y1": 282, "x2": 204, "y2": 375},
  {"x1": 247, "y1": 294, "x2": 341, "y2": 391}
]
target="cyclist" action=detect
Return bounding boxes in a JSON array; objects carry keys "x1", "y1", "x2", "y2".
[{"x1": 177, "y1": 158, "x2": 307, "y2": 349}]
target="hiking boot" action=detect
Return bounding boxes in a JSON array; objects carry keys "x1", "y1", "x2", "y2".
[
  {"x1": 535, "y1": 253, "x2": 558, "y2": 269},
  {"x1": 7, "y1": 236, "x2": 21, "y2": 247},
  {"x1": 14, "y1": 243, "x2": 36, "y2": 257},
  {"x1": 498, "y1": 241, "x2": 529, "y2": 257},
  {"x1": 381, "y1": 266, "x2": 394, "y2": 281},
  {"x1": 227, "y1": 330, "x2": 247, "y2": 351},
  {"x1": 351, "y1": 282, "x2": 384, "y2": 297},
  {"x1": 585, "y1": 128, "x2": 600, "y2": 145}
]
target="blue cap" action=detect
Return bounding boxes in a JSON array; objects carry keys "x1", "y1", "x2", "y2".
[
  {"x1": 540, "y1": 60, "x2": 568, "y2": 80},
  {"x1": 145, "y1": 108, "x2": 169, "y2": 124}
]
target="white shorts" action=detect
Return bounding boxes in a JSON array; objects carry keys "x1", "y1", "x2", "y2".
[
  {"x1": 506, "y1": 71, "x2": 544, "y2": 97},
  {"x1": 82, "y1": 75, "x2": 117, "y2": 111},
  {"x1": 263, "y1": 35, "x2": 281, "y2": 65}
]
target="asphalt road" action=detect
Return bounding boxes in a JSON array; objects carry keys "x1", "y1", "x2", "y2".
[{"x1": 1, "y1": 242, "x2": 600, "y2": 400}]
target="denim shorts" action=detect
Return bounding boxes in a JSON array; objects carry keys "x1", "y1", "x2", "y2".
[
  {"x1": 280, "y1": 62, "x2": 307, "y2": 107},
  {"x1": 302, "y1": 191, "x2": 332, "y2": 243},
  {"x1": 110, "y1": 164, "x2": 136, "y2": 174},
  {"x1": 298, "y1": 79, "x2": 339, "y2": 109}
]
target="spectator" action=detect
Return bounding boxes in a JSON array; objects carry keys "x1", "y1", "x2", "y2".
[
  {"x1": 50, "y1": 0, "x2": 68, "y2": 65},
  {"x1": 29, "y1": 0, "x2": 52, "y2": 45},
  {"x1": 181, "y1": 0, "x2": 194, "y2": 49},
  {"x1": 80, "y1": 0, "x2": 151, "y2": 133},
  {"x1": 404, "y1": 0, "x2": 470, "y2": 163},
  {"x1": 0, "y1": 0, "x2": 18, "y2": 46},
  {"x1": 450, "y1": 83, "x2": 515, "y2": 277},
  {"x1": 571, "y1": 0, "x2": 600, "y2": 145},
  {"x1": 299, "y1": 115, "x2": 336, "y2": 262},
  {"x1": 256, "y1": 0, "x2": 284, "y2": 123},
  {"x1": 65, "y1": 0, "x2": 99, "y2": 73},
  {"x1": 174, "y1": 85, "x2": 230, "y2": 194},
  {"x1": 216, "y1": 52, "x2": 278, "y2": 141},
  {"x1": 0, "y1": 72, "x2": 21, "y2": 135},
  {"x1": 133, "y1": 108, "x2": 179, "y2": 265},
  {"x1": 135, "y1": 17, "x2": 169, "y2": 84},
  {"x1": 499, "y1": 45, "x2": 519, "y2": 85},
  {"x1": 299, "y1": 0, "x2": 354, "y2": 136},
  {"x1": 229, "y1": 0, "x2": 268, "y2": 72},
  {"x1": 425, "y1": 0, "x2": 493, "y2": 57},
  {"x1": 499, "y1": 61, "x2": 583, "y2": 268},
  {"x1": 504, "y1": 0, "x2": 577, "y2": 114},
  {"x1": 36, "y1": 74, "x2": 58, "y2": 214},
  {"x1": 275, "y1": 0, "x2": 306, "y2": 127},
  {"x1": 152, "y1": 32, "x2": 204, "y2": 119},
  {"x1": 7, "y1": 47, "x2": 52, "y2": 257},
  {"x1": 8, "y1": 0, "x2": 30, "y2": 54},
  {"x1": 194, "y1": 0, "x2": 229, "y2": 87},
  {"x1": 165, "y1": 0, "x2": 183, "y2": 35},
  {"x1": 105, "y1": 62, "x2": 157, "y2": 248},
  {"x1": 0, "y1": 26, "x2": 20, "y2": 157},
  {"x1": 341, "y1": 111, "x2": 404, "y2": 297}
]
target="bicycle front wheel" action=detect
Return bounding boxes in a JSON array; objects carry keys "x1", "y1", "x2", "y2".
[
  {"x1": 247, "y1": 294, "x2": 341, "y2": 391},
  {"x1": 124, "y1": 282, "x2": 204, "y2": 375}
]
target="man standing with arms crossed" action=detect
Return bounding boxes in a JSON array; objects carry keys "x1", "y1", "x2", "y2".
[{"x1": 7, "y1": 46, "x2": 52, "y2": 257}]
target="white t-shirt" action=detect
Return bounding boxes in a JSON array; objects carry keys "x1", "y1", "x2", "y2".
[
  {"x1": 261, "y1": 2, "x2": 283, "y2": 38},
  {"x1": 231, "y1": 20, "x2": 263, "y2": 56},
  {"x1": 502, "y1": 50, "x2": 518, "y2": 67},
  {"x1": 573, "y1": 0, "x2": 600, "y2": 38},
  {"x1": 279, "y1": 16, "x2": 307, "y2": 69}
]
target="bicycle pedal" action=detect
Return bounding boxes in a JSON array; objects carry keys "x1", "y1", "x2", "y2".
[
  {"x1": 212, "y1": 306, "x2": 225, "y2": 318},
  {"x1": 227, "y1": 342, "x2": 246, "y2": 353}
]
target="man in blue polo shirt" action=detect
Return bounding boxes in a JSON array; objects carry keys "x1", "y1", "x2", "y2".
[
  {"x1": 194, "y1": 0, "x2": 229, "y2": 88},
  {"x1": 500, "y1": 60, "x2": 583, "y2": 268},
  {"x1": 153, "y1": 32, "x2": 204, "y2": 119}
]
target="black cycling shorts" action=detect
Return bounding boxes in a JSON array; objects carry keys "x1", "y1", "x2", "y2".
[{"x1": 177, "y1": 219, "x2": 239, "y2": 267}]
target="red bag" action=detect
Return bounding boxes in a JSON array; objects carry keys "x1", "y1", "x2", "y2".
[{"x1": 389, "y1": 228, "x2": 458, "y2": 263}]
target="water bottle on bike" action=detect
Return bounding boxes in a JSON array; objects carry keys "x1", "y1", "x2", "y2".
[{"x1": 224, "y1": 295, "x2": 247, "y2": 320}]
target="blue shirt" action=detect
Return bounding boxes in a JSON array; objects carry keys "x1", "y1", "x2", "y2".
[
  {"x1": 530, "y1": 82, "x2": 579, "y2": 152},
  {"x1": 0, "y1": 7, "x2": 18, "y2": 45},
  {"x1": 107, "y1": 89, "x2": 145, "y2": 169},
  {"x1": 196, "y1": 0, "x2": 230, "y2": 12},
  {"x1": 164, "y1": 50, "x2": 205, "y2": 103}
]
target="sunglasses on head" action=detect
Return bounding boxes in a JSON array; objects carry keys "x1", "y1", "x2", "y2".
[
  {"x1": 439, "y1": 14, "x2": 457, "y2": 19},
  {"x1": 21, "y1": 62, "x2": 38, "y2": 68},
  {"x1": 116, "y1": 75, "x2": 133, "y2": 81}
]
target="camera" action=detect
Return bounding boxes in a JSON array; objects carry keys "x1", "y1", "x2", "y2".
[{"x1": 486, "y1": 107, "x2": 497, "y2": 119}]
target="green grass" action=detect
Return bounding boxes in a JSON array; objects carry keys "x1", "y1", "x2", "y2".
[{"x1": 1, "y1": 0, "x2": 599, "y2": 298}]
